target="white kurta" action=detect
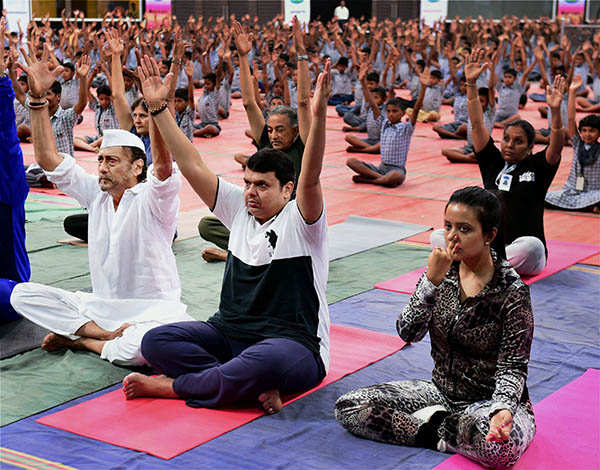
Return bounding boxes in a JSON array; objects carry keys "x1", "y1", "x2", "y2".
[{"x1": 11, "y1": 154, "x2": 193, "y2": 365}]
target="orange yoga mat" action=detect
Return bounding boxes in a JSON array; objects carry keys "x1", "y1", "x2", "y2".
[{"x1": 37, "y1": 324, "x2": 406, "y2": 460}]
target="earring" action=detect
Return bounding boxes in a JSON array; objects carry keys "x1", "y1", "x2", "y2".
[{"x1": 484, "y1": 242, "x2": 490, "y2": 246}]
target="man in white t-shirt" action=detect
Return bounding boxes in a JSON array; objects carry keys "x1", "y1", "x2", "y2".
[
  {"x1": 122, "y1": 52, "x2": 333, "y2": 414},
  {"x1": 3, "y1": 46, "x2": 193, "y2": 366},
  {"x1": 334, "y1": 1, "x2": 350, "y2": 28}
]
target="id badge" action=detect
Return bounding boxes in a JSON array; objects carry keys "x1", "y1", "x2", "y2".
[
  {"x1": 498, "y1": 174, "x2": 513, "y2": 192},
  {"x1": 576, "y1": 176, "x2": 585, "y2": 191}
]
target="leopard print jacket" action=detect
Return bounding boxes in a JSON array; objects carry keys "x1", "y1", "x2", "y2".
[{"x1": 397, "y1": 252, "x2": 534, "y2": 417}]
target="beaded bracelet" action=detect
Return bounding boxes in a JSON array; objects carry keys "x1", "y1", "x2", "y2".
[{"x1": 149, "y1": 102, "x2": 168, "y2": 116}]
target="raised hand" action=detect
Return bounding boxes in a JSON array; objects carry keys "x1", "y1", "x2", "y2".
[
  {"x1": 569, "y1": 74, "x2": 582, "y2": 93},
  {"x1": 184, "y1": 60, "x2": 193, "y2": 79},
  {"x1": 358, "y1": 62, "x2": 368, "y2": 83},
  {"x1": 76, "y1": 54, "x2": 91, "y2": 79},
  {"x1": 312, "y1": 59, "x2": 331, "y2": 117},
  {"x1": 418, "y1": 67, "x2": 433, "y2": 87},
  {"x1": 464, "y1": 48, "x2": 488, "y2": 84},
  {"x1": 232, "y1": 20, "x2": 252, "y2": 57},
  {"x1": 546, "y1": 74, "x2": 566, "y2": 109},
  {"x1": 292, "y1": 16, "x2": 306, "y2": 55},
  {"x1": 0, "y1": 18, "x2": 7, "y2": 72},
  {"x1": 137, "y1": 55, "x2": 174, "y2": 109},
  {"x1": 17, "y1": 43, "x2": 64, "y2": 97},
  {"x1": 486, "y1": 409, "x2": 513, "y2": 443},
  {"x1": 105, "y1": 28, "x2": 124, "y2": 56}
]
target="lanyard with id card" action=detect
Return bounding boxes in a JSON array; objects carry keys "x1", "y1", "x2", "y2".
[
  {"x1": 576, "y1": 167, "x2": 585, "y2": 191},
  {"x1": 495, "y1": 163, "x2": 517, "y2": 192}
]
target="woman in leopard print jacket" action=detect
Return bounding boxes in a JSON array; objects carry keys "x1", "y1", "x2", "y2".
[{"x1": 336, "y1": 187, "x2": 536, "y2": 469}]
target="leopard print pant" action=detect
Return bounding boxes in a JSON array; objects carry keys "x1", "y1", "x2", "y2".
[{"x1": 335, "y1": 379, "x2": 536, "y2": 469}]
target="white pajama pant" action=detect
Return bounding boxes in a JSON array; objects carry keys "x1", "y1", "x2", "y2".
[
  {"x1": 10, "y1": 282, "x2": 187, "y2": 366},
  {"x1": 430, "y1": 229, "x2": 547, "y2": 276}
]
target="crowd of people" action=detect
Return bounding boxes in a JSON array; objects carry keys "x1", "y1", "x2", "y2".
[{"x1": 1, "y1": 9, "x2": 599, "y2": 469}]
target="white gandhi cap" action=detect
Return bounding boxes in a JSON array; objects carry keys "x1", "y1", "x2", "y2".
[{"x1": 100, "y1": 129, "x2": 146, "y2": 154}]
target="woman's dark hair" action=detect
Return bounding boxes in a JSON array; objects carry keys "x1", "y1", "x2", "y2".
[
  {"x1": 128, "y1": 146, "x2": 148, "y2": 183},
  {"x1": 446, "y1": 186, "x2": 506, "y2": 259},
  {"x1": 579, "y1": 114, "x2": 600, "y2": 132},
  {"x1": 504, "y1": 119, "x2": 535, "y2": 147},
  {"x1": 131, "y1": 97, "x2": 148, "y2": 113},
  {"x1": 246, "y1": 148, "x2": 295, "y2": 188}
]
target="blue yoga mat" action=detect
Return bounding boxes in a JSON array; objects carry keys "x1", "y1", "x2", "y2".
[{"x1": 1, "y1": 267, "x2": 598, "y2": 470}]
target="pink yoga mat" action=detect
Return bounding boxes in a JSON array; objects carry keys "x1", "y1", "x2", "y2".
[
  {"x1": 37, "y1": 324, "x2": 406, "y2": 460},
  {"x1": 375, "y1": 240, "x2": 600, "y2": 294},
  {"x1": 433, "y1": 368, "x2": 599, "y2": 470}
]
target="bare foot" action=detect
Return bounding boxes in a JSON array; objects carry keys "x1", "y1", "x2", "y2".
[
  {"x1": 103, "y1": 323, "x2": 131, "y2": 340},
  {"x1": 201, "y1": 247, "x2": 228, "y2": 262},
  {"x1": 346, "y1": 146, "x2": 364, "y2": 153},
  {"x1": 41, "y1": 332, "x2": 76, "y2": 352},
  {"x1": 122, "y1": 373, "x2": 178, "y2": 400},
  {"x1": 258, "y1": 389, "x2": 282, "y2": 414},
  {"x1": 352, "y1": 175, "x2": 376, "y2": 183},
  {"x1": 342, "y1": 126, "x2": 354, "y2": 132}
]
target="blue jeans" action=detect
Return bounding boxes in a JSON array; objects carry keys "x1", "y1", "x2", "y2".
[
  {"x1": 328, "y1": 94, "x2": 354, "y2": 106},
  {"x1": 141, "y1": 321, "x2": 325, "y2": 408}
]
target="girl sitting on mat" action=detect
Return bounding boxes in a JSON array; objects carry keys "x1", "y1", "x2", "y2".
[
  {"x1": 545, "y1": 75, "x2": 600, "y2": 213},
  {"x1": 335, "y1": 186, "x2": 536, "y2": 469},
  {"x1": 433, "y1": 49, "x2": 566, "y2": 277}
]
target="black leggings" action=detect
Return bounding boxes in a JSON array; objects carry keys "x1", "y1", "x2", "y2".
[{"x1": 63, "y1": 213, "x2": 88, "y2": 242}]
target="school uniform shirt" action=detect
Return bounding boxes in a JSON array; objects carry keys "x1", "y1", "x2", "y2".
[
  {"x1": 176, "y1": 107, "x2": 195, "y2": 142},
  {"x1": 196, "y1": 89, "x2": 219, "y2": 124},
  {"x1": 592, "y1": 73, "x2": 600, "y2": 102},
  {"x1": 476, "y1": 137, "x2": 559, "y2": 254},
  {"x1": 496, "y1": 82, "x2": 523, "y2": 118},
  {"x1": 453, "y1": 92, "x2": 468, "y2": 124},
  {"x1": 330, "y1": 69, "x2": 353, "y2": 96},
  {"x1": 125, "y1": 85, "x2": 141, "y2": 107},
  {"x1": 89, "y1": 98, "x2": 119, "y2": 136},
  {"x1": 14, "y1": 98, "x2": 30, "y2": 127},
  {"x1": 573, "y1": 63, "x2": 589, "y2": 94},
  {"x1": 380, "y1": 119, "x2": 414, "y2": 169},
  {"x1": 50, "y1": 106, "x2": 79, "y2": 156},
  {"x1": 207, "y1": 178, "x2": 330, "y2": 371},
  {"x1": 366, "y1": 106, "x2": 384, "y2": 142},
  {"x1": 58, "y1": 76, "x2": 80, "y2": 110},
  {"x1": 422, "y1": 83, "x2": 443, "y2": 112},
  {"x1": 218, "y1": 78, "x2": 232, "y2": 115},
  {"x1": 44, "y1": 154, "x2": 183, "y2": 302},
  {"x1": 466, "y1": 104, "x2": 495, "y2": 147}
]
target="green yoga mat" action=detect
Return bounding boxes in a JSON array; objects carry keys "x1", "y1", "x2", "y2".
[{"x1": 25, "y1": 193, "x2": 83, "y2": 223}]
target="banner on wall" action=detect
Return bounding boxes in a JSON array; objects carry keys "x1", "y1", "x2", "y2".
[
  {"x1": 557, "y1": 0, "x2": 586, "y2": 16},
  {"x1": 146, "y1": 0, "x2": 172, "y2": 29},
  {"x1": 284, "y1": 0, "x2": 310, "y2": 26},
  {"x1": 4, "y1": 0, "x2": 31, "y2": 32},
  {"x1": 420, "y1": 0, "x2": 448, "y2": 26}
]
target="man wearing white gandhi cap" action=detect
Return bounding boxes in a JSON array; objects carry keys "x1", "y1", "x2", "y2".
[{"x1": 1, "y1": 48, "x2": 193, "y2": 364}]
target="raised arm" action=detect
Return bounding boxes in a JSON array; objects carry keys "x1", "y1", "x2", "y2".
[
  {"x1": 409, "y1": 67, "x2": 428, "y2": 127},
  {"x1": 293, "y1": 17, "x2": 312, "y2": 145},
  {"x1": 148, "y1": 114, "x2": 172, "y2": 181},
  {"x1": 17, "y1": 44, "x2": 64, "y2": 170},
  {"x1": 73, "y1": 55, "x2": 91, "y2": 115},
  {"x1": 359, "y1": 63, "x2": 381, "y2": 120},
  {"x1": 106, "y1": 29, "x2": 133, "y2": 130},
  {"x1": 233, "y1": 21, "x2": 265, "y2": 143},
  {"x1": 566, "y1": 74, "x2": 581, "y2": 139},
  {"x1": 465, "y1": 49, "x2": 491, "y2": 153},
  {"x1": 296, "y1": 60, "x2": 330, "y2": 224},
  {"x1": 138, "y1": 56, "x2": 218, "y2": 207},
  {"x1": 545, "y1": 74, "x2": 566, "y2": 166}
]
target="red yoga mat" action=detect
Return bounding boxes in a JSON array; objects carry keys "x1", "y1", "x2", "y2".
[
  {"x1": 37, "y1": 324, "x2": 406, "y2": 460},
  {"x1": 374, "y1": 240, "x2": 600, "y2": 294},
  {"x1": 432, "y1": 368, "x2": 600, "y2": 470}
]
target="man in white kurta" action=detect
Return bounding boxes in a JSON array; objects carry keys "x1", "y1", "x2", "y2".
[{"x1": 7, "y1": 46, "x2": 192, "y2": 366}]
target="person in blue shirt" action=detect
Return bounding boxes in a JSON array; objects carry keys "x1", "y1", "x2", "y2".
[{"x1": 0, "y1": 40, "x2": 31, "y2": 323}]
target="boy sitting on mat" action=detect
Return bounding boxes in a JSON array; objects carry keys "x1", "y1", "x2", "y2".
[
  {"x1": 121, "y1": 54, "x2": 332, "y2": 415},
  {"x1": 345, "y1": 66, "x2": 429, "y2": 187},
  {"x1": 0, "y1": 45, "x2": 193, "y2": 365}
]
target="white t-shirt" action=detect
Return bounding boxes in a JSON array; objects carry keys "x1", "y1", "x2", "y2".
[{"x1": 334, "y1": 5, "x2": 350, "y2": 20}]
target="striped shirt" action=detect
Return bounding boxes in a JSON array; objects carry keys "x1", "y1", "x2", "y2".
[
  {"x1": 176, "y1": 107, "x2": 195, "y2": 142},
  {"x1": 197, "y1": 89, "x2": 219, "y2": 124},
  {"x1": 89, "y1": 98, "x2": 119, "y2": 136},
  {"x1": 380, "y1": 119, "x2": 414, "y2": 169}
]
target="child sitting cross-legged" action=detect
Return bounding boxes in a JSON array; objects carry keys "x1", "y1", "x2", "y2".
[{"x1": 345, "y1": 67, "x2": 429, "y2": 187}]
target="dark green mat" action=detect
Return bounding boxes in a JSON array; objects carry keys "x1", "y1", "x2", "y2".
[{"x1": 0, "y1": 241, "x2": 430, "y2": 426}]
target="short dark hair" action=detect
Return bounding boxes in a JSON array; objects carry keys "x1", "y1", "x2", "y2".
[
  {"x1": 431, "y1": 70, "x2": 443, "y2": 79},
  {"x1": 416, "y1": 59, "x2": 426, "y2": 68},
  {"x1": 131, "y1": 97, "x2": 148, "y2": 113},
  {"x1": 204, "y1": 73, "x2": 216, "y2": 85},
  {"x1": 126, "y1": 146, "x2": 147, "y2": 183},
  {"x1": 337, "y1": 57, "x2": 349, "y2": 67},
  {"x1": 372, "y1": 87, "x2": 387, "y2": 100},
  {"x1": 268, "y1": 95, "x2": 285, "y2": 105},
  {"x1": 62, "y1": 62, "x2": 75, "y2": 72},
  {"x1": 447, "y1": 186, "x2": 506, "y2": 259},
  {"x1": 17, "y1": 74, "x2": 28, "y2": 83},
  {"x1": 96, "y1": 85, "x2": 112, "y2": 97},
  {"x1": 504, "y1": 68, "x2": 517, "y2": 78},
  {"x1": 246, "y1": 148, "x2": 295, "y2": 187},
  {"x1": 366, "y1": 72, "x2": 380, "y2": 83},
  {"x1": 50, "y1": 80, "x2": 62, "y2": 96},
  {"x1": 579, "y1": 114, "x2": 600, "y2": 132},
  {"x1": 386, "y1": 97, "x2": 406, "y2": 110},
  {"x1": 174, "y1": 87, "x2": 189, "y2": 101},
  {"x1": 478, "y1": 87, "x2": 489, "y2": 98},
  {"x1": 505, "y1": 120, "x2": 535, "y2": 147}
]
